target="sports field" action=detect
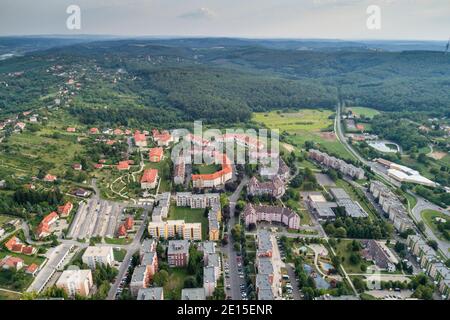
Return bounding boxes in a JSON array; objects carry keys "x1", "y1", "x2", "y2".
[
  {"x1": 252, "y1": 109, "x2": 353, "y2": 160},
  {"x1": 345, "y1": 107, "x2": 380, "y2": 119}
]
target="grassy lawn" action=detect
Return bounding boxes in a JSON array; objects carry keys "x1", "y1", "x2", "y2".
[
  {"x1": 253, "y1": 109, "x2": 354, "y2": 160},
  {"x1": 145, "y1": 154, "x2": 172, "y2": 193},
  {"x1": 113, "y1": 248, "x2": 127, "y2": 262},
  {"x1": 334, "y1": 239, "x2": 369, "y2": 274},
  {"x1": 0, "y1": 250, "x2": 46, "y2": 266},
  {"x1": 193, "y1": 164, "x2": 222, "y2": 175},
  {"x1": 168, "y1": 204, "x2": 208, "y2": 240},
  {"x1": 0, "y1": 128, "x2": 83, "y2": 177},
  {"x1": 104, "y1": 237, "x2": 133, "y2": 245},
  {"x1": 421, "y1": 210, "x2": 450, "y2": 242},
  {"x1": 345, "y1": 107, "x2": 380, "y2": 119},
  {"x1": 0, "y1": 215, "x2": 14, "y2": 226},
  {"x1": 403, "y1": 192, "x2": 417, "y2": 210},
  {"x1": 0, "y1": 290, "x2": 21, "y2": 300},
  {"x1": 165, "y1": 268, "x2": 188, "y2": 300}
]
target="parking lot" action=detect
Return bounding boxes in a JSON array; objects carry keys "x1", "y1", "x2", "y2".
[
  {"x1": 67, "y1": 197, "x2": 124, "y2": 240},
  {"x1": 223, "y1": 253, "x2": 248, "y2": 300}
]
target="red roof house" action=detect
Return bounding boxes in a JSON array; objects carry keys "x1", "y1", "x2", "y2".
[
  {"x1": 58, "y1": 202, "x2": 73, "y2": 218},
  {"x1": 149, "y1": 148, "x2": 164, "y2": 162},
  {"x1": 124, "y1": 217, "x2": 134, "y2": 230},
  {"x1": 117, "y1": 225, "x2": 127, "y2": 238},
  {"x1": 117, "y1": 161, "x2": 130, "y2": 171},
  {"x1": 140, "y1": 169, "x2": 158, "y2": 189}
]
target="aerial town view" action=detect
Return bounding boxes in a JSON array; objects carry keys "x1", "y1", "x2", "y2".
[{"x1": 0, "y1": 0, "x2": 449, "y2": 311}]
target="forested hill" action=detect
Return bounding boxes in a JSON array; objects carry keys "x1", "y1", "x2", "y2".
[{"x1": 0, "y1": 38, "x2": 449, "y2": 126}]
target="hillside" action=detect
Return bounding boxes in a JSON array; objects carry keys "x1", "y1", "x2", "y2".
[{"x1": 0, "y1": 38, "x2": 449, "y2": 125}]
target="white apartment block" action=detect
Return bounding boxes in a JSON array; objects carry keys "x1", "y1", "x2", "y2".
[
  {"x1": 308, "y1": 149, "x2": 365, "y2": 180},
  {"x1": 56, "y1": 269, "x2": 93, "y2": 297},
  {"x1": 82, "y1": 246, "x2": 115, "y2": 269},
  {"x1": 176, "y1": 192, "x2": 220, "y2": 209},
  {"x1": 148, "y1": 220, "x2": 202, "y2": 240}
]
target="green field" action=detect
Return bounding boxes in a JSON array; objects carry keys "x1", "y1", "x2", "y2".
[
  {"x1": 104, "y1": 237, "x2": 132, "y2": 245},
  {"x1": 345, "y1": 107, "x2": 380, "y2": 119},
  {"x1": 0, "y1": 215, "x2": 14, "y2": 226},
  {"x1": 334, "y1": 239, "x2": 371, "y2": 274},
  {"x1": 113, "y1": 248, "x2": 127, "y2": 262},
  {"x1": 168, "y1": 204, "x2": 208, "y2": 240},
  {"x1": 421, "y1": 210, "x2": 450, "y2": 242},
  {"x1": 164, "y1": 268, "x2": 188, "y2": 300},
  {"x1": 252, "y1": 109, "x2": 354, "y2": 160},
  {"x1": 0, "y1": 127, "x2": 83, "y2": 177},
  {"x1": 193, "y1": 164, "x2": 222, "y2": 175},
  {"x1": 0, "y1": 289, "x2": 21, "y2": 300}
]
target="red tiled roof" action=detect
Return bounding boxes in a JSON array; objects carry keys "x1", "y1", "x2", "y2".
[
  {"x1": 149, "y1": 148, "x2": 163, "y2": 161},
  {"x1": 94, "y1": 164, "x2": 104, "y2": 169},
  {"x1": 26, "y1": 263, "x2": 39, "y2": 273},
  {"x1": 90, "y1": 128, "x2": 99, "y2": 134},
  {"x1": 134, "y1": 130, "x2": 147, "y2": 142},
  {"x1": 117, "y1": 224, "x2": 127, "y2": 237},
  {"x1": 11, "y1": 243, "x2": 23, "y2": 253},
  {"x1": 191, "y1": 153, "x2": 233, "y2": 182},
  {"x1": 117, "y1": 161, "x2": 130, "y2": 170},
  {"x1": 44, "y1": 174, "x2": 57, "y2": 182},
  {"x1": 124, "y1": 217, "x2": 134, "y2": 230},
  {"x1": 141, "y1": 169, "x2": 158, "y2": 184},
  {"x1": 58, "y1": 202, "x2": 73, "y2": 216},
  {"x1": 4, "y1": 237, "x2": 18, "y2": 251},
  {"x1": 42, "y1": 212, "x2": 59, "y2": 225},
  {"x1": 22, "y1": 246, "x2": 35, "y2": 255},
  {"x1": 0, "y1": 256, "x2": 24, "y2": 269}
]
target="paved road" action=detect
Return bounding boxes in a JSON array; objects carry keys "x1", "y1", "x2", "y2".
[
  {"x1": 285, "y1": 263, "x2": 301, "y2": 300},
  {"x1": 224, "y1": 176, "x2": 248, "y2": 300},
  {"x1": 106, "y1": 206, "x2": 150, "y2": 300},
  {"x1": 411, "y1": 194, "x2": 450, "y2": 259},
  {"x1": 335, "y1": 103, "x2": 400, "y2": 188}
]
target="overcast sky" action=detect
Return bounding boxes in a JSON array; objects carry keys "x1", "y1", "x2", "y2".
[{"x1": 1, "y1": 0, "x2": 449, "y2": 40}]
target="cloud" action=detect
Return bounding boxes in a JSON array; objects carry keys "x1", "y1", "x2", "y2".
[{"x1": 178, "y1": 7, "x2": 216, "y2": 20}]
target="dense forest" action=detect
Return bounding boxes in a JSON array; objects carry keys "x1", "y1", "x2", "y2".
[{"x1": 1, "y1": 38, "x2": 450, "y2": 125}]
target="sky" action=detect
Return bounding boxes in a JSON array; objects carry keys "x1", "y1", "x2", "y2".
[{"x1": 1, "y1": 0, "x2": 449, "y2": 40}]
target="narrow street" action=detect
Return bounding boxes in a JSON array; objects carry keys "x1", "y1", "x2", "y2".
[
  {"x1": 106, "y1": 206, "x2": 150, "y2": 300},
  {"x1": 224, "y1": 176, "x2": 248, "y2": 300}
]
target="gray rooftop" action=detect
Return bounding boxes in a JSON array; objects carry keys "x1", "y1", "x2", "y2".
[
  {"x1": 131, "y1": 266, "x2": 147, "y2": 283},
  {"x1": 203, "y1": 266, "x2": 216, "y2": 284},
  {"x1": 257, "y1": 230, "x2": 273, "y2": 254},
  {"x1": 168, "y1": 240, "x2": 189, "y2": 255},
  {"x1": 336, "y1": 199, "x2": 369, "y2": 218},
  {"x1": 137, "y1": 287, "x2": 164, "y2": 300},
  {"x1": 141, "y1": 252, "x2": 157, "y2": 266},
  {"x1": 181, "y1": 288, "x2": 206, "y2": 300},
  {"x1": 206, "y1": 253, "x2": 220, "y2": 269},
  {"x1": 201, "y1": 241, "x2": 216, "y2": 255},
  {"x1": 330, "y1": 188, "x2": 351, "y2": 200},
  {"x1": 257, "y1": 257, "x2": 274, "y2": 275}
]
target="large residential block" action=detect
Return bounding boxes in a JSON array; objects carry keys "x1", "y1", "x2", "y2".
[
  {"x1": 82, "y1": 246, "x2": 115, "y2": 269},
  {"x1": 56, "y1": 269, "x2": 93, "y2": 297},
  {"x1": 309, "y1": 149, "x2": 365, "y2": 180},
  {"x1": 244, "y1": 203, "x2": 300, "y2": 230},
  {"x1": 167, "y1": 240, "x2": 190, "y2": 268}
]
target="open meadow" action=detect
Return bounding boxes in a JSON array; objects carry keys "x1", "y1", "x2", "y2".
[{"x1": 252, "y1": 109, "x2": 353, "y2": 160}]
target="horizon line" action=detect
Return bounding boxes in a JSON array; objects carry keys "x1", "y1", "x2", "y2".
[{"x1": 0, "y1": 34, "x2": 448, "y2": 43}]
